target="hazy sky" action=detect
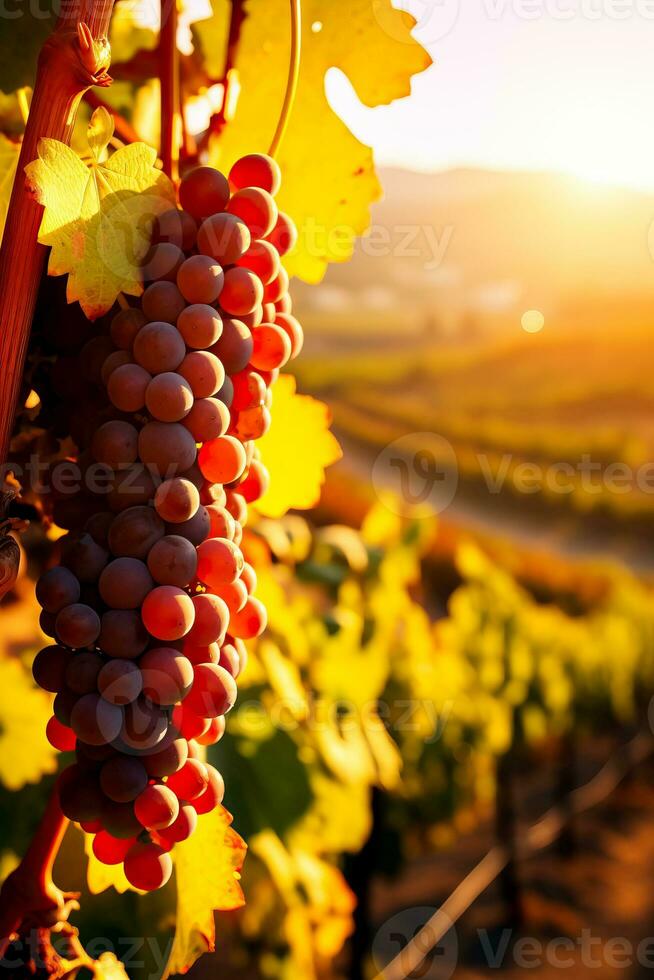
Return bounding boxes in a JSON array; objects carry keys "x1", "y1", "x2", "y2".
[{"x1": 327, "y1": 1, "x2": 654, "y2": 189}]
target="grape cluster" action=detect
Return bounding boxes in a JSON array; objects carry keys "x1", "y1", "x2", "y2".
[{"x1": 32, "y1": 154, "x2": 302, "y2": 892}]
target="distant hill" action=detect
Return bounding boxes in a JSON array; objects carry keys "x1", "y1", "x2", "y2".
[{"x1": 294, "y1": 167, "x2": 654, "y2": 341}]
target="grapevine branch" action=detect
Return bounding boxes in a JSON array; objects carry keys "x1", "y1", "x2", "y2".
[
  {"x1": 0, "y1": 0, "x2": 116, "y2": 474},
  {"x1": 160, "y1": 0, "x2": 180, "y2": 180},
  {"x1": 374, "y1": 732, "x2": 654, "y2": 980}
]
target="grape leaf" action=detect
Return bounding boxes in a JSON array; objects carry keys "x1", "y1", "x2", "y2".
[
  {"x1": 0, "y1": 134, "x2": 20, "y2": 243},
  {"x1": 201, "y1": 0, "x2": 432, "y2": 282},
  {"x1": 25, "y1": 107, "x2": 176, "y2": 319},
  {"x1": 164, "y1": 805, "x2": 246, "y2": 976},
  {"x1": 255, "y1": 375, "x2": 342, "y2": 519},
  {"x1": 0, "y1": 656, "x2": 58, "y2": 791}
]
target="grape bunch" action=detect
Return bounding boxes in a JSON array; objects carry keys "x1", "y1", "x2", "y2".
[{"x1": 31, "y1": 154, "x2": 302, "y2": 892}]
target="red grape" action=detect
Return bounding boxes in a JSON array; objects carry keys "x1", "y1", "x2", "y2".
[
  {"x1": 141, "y1": 586, "x2": 195, "y2": 641},
  {"x1": 187, "y1": 593, "x2": 229, "y2": 646},
  {"x1": 99, "y1": 557, "x2": 153, "y2": 609},
  {"x1": 198, "y1": 435, "x2": 246, "y2": 484},
  {"x1": 185, "y1": 663, "x2": 237, "y2": 718},
  {"x1": 154, "y1": 478, "x2": 199, "y2": 523},
  {"x1": 227, "y1": 187, "x2": 278, "y2": 238},
  {"x1": 133, "y1": 322, "x2": 186, "y2": 374},
  {"x1": 177, "y1": 255, "x2": 224, "y2": 305},
  {"x1": 197, "y1": 212, "x2": 250, "y2": 265},
  {"x1": 179, "y1": 167, "x2": 230, "y2": 221},
  {"x1": 124, "y1": 841, "x2": 173, "y2": 890},
  {"x1": 177, "y1": 304, "x2": 222, "y2": 349},
  {"x1": 229, "y1": 153, "x2": 281, "y2": 195},
  {"x1": 140, "y1": 647, "x2": 194, "y2": 705},
  {"x1": 147, "y1": 534, "x2": 198, "y2": 587}
]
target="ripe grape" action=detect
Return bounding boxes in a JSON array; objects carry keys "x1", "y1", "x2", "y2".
[
  {"x1": 141, "y1": 281, "x2": 187, "y2": 324},
  {"x1": 70, "y1": 693, "x2": 123, "y2": 745},
  {"x1": 145, "y1": 372, "x2": 194, "y2": 422},
  {"x1": 240, "y1": 562, "x2": 257, "y2": 594},
  {"x1": 157, "y1": 802, "x2": 197, "y2": 844},
  {"x1": 77, "y1": 740, "x2": 116, "y2": 765},
  {"x1": 36, "y1": 567, "x2": 81, "y2": 614},
  {"x1": 99, "y1": 557, "x2": 153, "y2": 609},
  {"x1": 134, "y1": 784, "x2": 179, "y2": 830},
  {"x1": 172, "y1": 703, "x2": 211, "y2": 740},
  {"x1": 98, "y1": 659, "x2": 143, "y2": 705},
  {"x1": 91, "y1": 421, "x2": 139, "y2": 470},
  {"x1": 59, "y1": 764, "x2": 104, "y2": 822},
  {"x1": 141, "y1": 585, "x2": 195, "y2": 641},
  {"x1": 182, "y1": 397, "x2": 230, "y2": 442},
  {"x1": 138, "y1": 421, "x2": 197, "y2": 476},
  {"x1": 197, "y1": 212, "x2": 250, "y2": 265},
  {"x1": 183, "y1": 641, "x2": 220, "y2": 666},
  {"x1": 124, "y1": 842, "x2": 173, "y2": 891},
  {"x1": 147, "y1": 535, "x2": 197, "y2": 587},
  {"x1": 133, "y1": 322, "x2": 186, "y2": 374},
  {"x1": 275, "y1": 312, "x2": 304, "y2": 358},
  {"x1": 107, "y1": 465, "x2": 157, "y2": 513},
  {"x1": 266, "y1": 210, "x2": 297, "y2": 256},
  {"x1": 101, "y1": 800, "x2": 142, "y2": 839},
  {"x1": 99, "y1": 609, "x2": 149, "y2": 659},
  {"x1": 231, "y1": 371, "x2": 266, "y2": 412},
  {"x1": 120, "y1": 697, "x2": 168, "y2": 751},
  {"x1": 240, "y1": 305, "x2": 263, "y2": 329},
  {"x1": 179, "y1": 166, "x2": 230, "y2": 221},
  {"x1": 108, "y1": 363, "x2": 151, "y2": 413},
  {"x1": 144, "y1": 242, "x2": 184, "y2": 282},
  {"x1": 178, "y1": 350, "x2": 225, "y2": 399},
  {"x1": 140, "y1": 647, "x2": 194, "y2": 705},
  {"x1": 46, "y1": 716, "x2": 76, "y2": 752},
  {"x1": 198, "y1": 435, "x2": 246, "y2": 485},
  {"x1": 84, "y1": 512, "x2": 115, "y2": 549},
  {"x1": 166, "y1": 758, "x2": 209, "y2": 801},
  {"x1": 61, "y1": 533, "x2": 109, "y2": 583},
  {"x1": 229, "y1": 153, "x2": 281, "y2": 195},
  {"x1": 185, "y1": 662, "x2": 236, "y2": 718},
  {"x1": 236, "y1": 240, "x2": 280, "y2": 284},
  {"x1": 233, "y1": 404, "x2": 271, "y2": 441},
  {"x1": 196, "y1": 538, "x2": 243, "y2": 588},
  {"x1": 108, "y1": 506, "x2": 165, "y2": 559},
  {"x1": 275, "y1": 293, "x2": 292, "y2": 314},
  {"x1": 100, "y1": 756, "x2": 149, "y2": 803},
  {"x1": 239, "y1": 460, "x2": 270, "y2": 503},
  {"x1": 219, "y1": 267, "x2": 263, "y2": 317},
  {"x1": 110, "y1": 308, "x2": 146, "y2": 350},
  {"x1": 193, "y1": 764, "x2": 225, "y2": 814},
  {"x1": 92, "y1": 830, "x2": 134, "y2": 865},
  {"x1": 65, "y1": 650, "x2": 103, "y2": 694},
  {"x1": 227, "y1": 187, "x2": 278, "y2": 238},
  {"x1": 56, "y1": 603, "x2": 101, "y2": 648},
  {"x1": 229, "y1": 596, "x2": 267, "y2": 640},
  {"x1": 215, "y1": 580, "x2": 248, "y2": 616},
  {"x1": 187, "y1": 593, "x2": 229, "y2": 647},
  {"x1": 217, "y1": 375, "x2": 234, "y2": 409},
  {"x1": 100, "y1": 350, "x2": 131, "y2": 386},
  {"x1": 177, "y1": 255, "x2": 224, "y2": 305},
  {"x1": 143, "y1": 737, "x2": 188, "y2": 777},
  {"x1": 196, "y1": 715, "x2": 225, "y2": 746},
  {"x1": 263, "y1": 265, "x2": 289, "y2": 304},
  {"x1": 224, "y1": 491, "x2": 248, "y2": 526},
  {"x1": 154, "y1": 478, "x2": 199, "y2": 523},
  {"x1": 177, "y1": 304, "x2": 222, "y2": 349},
  {"x1": 209, "y1": 318, "x2": 253, "y2": 374},
  {"x1": 206, "y1": 505, "x2": 236, "y2": 540},
  {"x1": 167, "y1": 505, "x2": 211, "y2": 546},
  {"x1": 153, "y1": 208, "x2": 197, "y2": 251}
]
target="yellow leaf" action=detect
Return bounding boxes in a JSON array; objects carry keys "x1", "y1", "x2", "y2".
[
  {"x1": 255, "y1": 375, "x2": 342, "y2": 519},
  {"x1": 0, "y1": 133, "x2": 20, "y2": 243},
  {"x1": 93, "y1": 952, "x2": 132, "y2": 980},
  {"x1": 25, "y1": 107, "x2": 176, "y2": 319},
  {"x1": 202, "y1": 0, "x2": 431, "y2": 281},
  {"x1": 0, "y1": 657, "x2": 57, "y2": 790},
  {"x1": 165, "y1": 806, "x2": 246, "y2": 976},
  {"x1": 110, "y1": 0, "x2": 214, "y2": 60}
]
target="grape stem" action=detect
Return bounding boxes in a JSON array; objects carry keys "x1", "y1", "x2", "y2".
[
  {"x1": 0, "y1": 779, "x2": 73, "y2": 959},
  {"x1": 0, "y1": 0, "x2": 118, "y2": 474},
  {"x1": 268, "y1": 0, "x2": 302, "y2": 158},
  {"x1": 160, "y1": 0, "x2": 181, "y2": 181}
]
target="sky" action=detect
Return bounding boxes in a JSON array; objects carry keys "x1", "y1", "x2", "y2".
[{"x1": 326, "y1": 1, "x2": 654, "y2": 190}]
